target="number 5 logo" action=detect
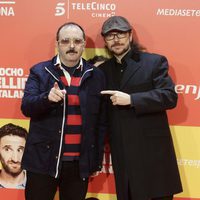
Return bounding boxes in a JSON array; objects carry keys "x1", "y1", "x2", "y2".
[{"x1": 55, "y1": 3, "x2": 65, "y2": 16}]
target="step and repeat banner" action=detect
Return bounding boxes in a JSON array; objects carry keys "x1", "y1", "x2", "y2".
[{"x1": 0, "y1": 0, "x2": 200, "y2": 199}]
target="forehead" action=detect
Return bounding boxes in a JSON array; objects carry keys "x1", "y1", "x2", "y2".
[
  {"x1": 59, "y1": 25, "x2": 84, "y2": 39},
  {"x1": 0, "y1": 135, "x2": 25, "y2": 148}
]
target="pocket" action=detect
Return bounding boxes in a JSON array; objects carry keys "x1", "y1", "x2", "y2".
[{"x1": 26, "y1": 134, "x2": 54, "y2": 170}]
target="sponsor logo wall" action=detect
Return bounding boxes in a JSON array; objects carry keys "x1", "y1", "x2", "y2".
[{"x1": 0, "y1": 0, "x2": 200, "y2": 199}]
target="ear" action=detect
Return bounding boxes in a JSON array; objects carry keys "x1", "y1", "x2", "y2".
[
  {"x1": 82, "y1": 40, "x2": 86, "y2": 51},
  {"x1": 55, "y1": 41, "x2": 59, "y2": 49}
]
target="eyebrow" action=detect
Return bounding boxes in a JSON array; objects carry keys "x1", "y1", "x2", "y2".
[{"x1": 2, "y1": 145, "x2": 25, "y2": 149}]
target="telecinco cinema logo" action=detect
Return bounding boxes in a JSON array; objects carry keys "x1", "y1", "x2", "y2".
[
  {"x1": 0, "y1": 0, "x2": 15, "y2": 16},
  {"x1": 55, "y1": 0, "x2": 116, "y2": 18}
]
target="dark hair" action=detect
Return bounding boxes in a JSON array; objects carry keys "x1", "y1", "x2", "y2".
[
  {"x1": 56, "y1": 22, "x2": 86, "y2": 41},
  {"x1": 88, "y1": 55, "x2": 108, "y2": 65},
  {"x1": 0, "y1": 123, "x2": 28, "y2": 140}
]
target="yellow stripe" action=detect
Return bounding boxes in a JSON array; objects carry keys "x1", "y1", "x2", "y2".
[
  {"x1": 170, "y1": 125, "x2": 200, "y2": 198},
  {"x1": 0, "y1": 118, "x2": 30, "y2": 130},
  {"x1": 86, "y1": 192, "x2": 117, "y2": 200}
]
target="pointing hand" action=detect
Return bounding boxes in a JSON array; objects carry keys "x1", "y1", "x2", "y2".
[
  {"x1": 48, "y1": 82, "x2": 66, "y2": 102},
  {"x1": 101, "y1": 90, "x2": 131, "y2": 106}
]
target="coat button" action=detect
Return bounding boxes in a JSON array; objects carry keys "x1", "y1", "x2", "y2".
[
  {"x1": 91, "y1": 144, "x2": 95, "y2": 148},
  {"x1": 58, "y1": 130, "x2": 61, "y2": 134},
  {"x1": 55, "y1": 156, "x2": 58, "y2": 159}
]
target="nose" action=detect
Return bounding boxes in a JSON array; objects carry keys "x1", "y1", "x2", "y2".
[
  {"x1": 69, "y1": 40, "x2": 75, "y2": 48},
  {"x1": 113, "y1": 34, "x2": 119, "y2": 41},
  {"x1": 11, "y1": 151, "x2": 20, "y2": 162}
]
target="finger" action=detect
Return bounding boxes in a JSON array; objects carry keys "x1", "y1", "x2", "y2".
[
  {"x1": 52, "y1": 95, "x2": 62, "y2": 102},
  {"x1": 61, "y1": 89, "x2": 66, "y2": 95},
  {"x1": 101, "y1": 90, "x2": 116, "y2": 95},
  {"x1": 48, "y1": 92, "x2": 62, "y2": 102},
  {"x1": 110, "y1": 96, "x2": 115, "y2": 101},
  {"x1": 54, "y1": 89, "x2": 65, "y2": 99},
  {"x1": 54, "y1": 82, "x2": 60, "y2": 90}
]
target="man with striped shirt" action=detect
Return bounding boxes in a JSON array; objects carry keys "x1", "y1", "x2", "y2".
[{"x1": 21, "y1": 22, "x2": 107, "y2": 200}]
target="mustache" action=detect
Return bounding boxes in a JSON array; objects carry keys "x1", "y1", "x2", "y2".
[
  {"x1": 111, "y1": 43, "x2": 122, "y2": 48},
  {"x1": 66, "y1": 49, "x2": 77, "y2": 54}
]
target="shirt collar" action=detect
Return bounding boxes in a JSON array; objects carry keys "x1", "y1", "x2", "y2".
[{"x1": 54, "y1": 55, "x2": 83, "y2": 71}]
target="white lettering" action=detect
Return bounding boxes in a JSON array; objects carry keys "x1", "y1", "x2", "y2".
[
  {"x1": 175, "y1": 84, "x2": 200, "y2": 100},
  {"x1": 0, "y1": 90, "x2": 24, "y2": 98},
  {"x1": 71, "y1": 2, "x2": 116, "y2": 11},
  {"x1": 92, "y1": 12, "x2": 115, "y2": 18},
  {"x1": 157, "y1": 8, "x2": 200, "y2": 17},
  {"x1": 0, "y1": 77, "x2": 27, "y2": 89},
  {"x1": 0, "y1": 7, "x2": 14, "y2": 16},
  {"x1": 0, "y1": 68, "x2": 24, "y2": 76},
  {"x1": 177, "y1": 158, "x2": 200, "y2": 168}
]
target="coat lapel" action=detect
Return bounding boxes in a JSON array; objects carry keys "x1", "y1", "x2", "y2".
[{"x1": 120, "y1": 58, "x2": 141, "y2": 89}]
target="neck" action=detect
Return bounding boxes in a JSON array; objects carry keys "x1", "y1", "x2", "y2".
[
  {"x1": 62, "y1": 60, "x2": 80, "y2": 67},
  {"x1": 0, "y1": 170, "x2": 25, "y2": 187}
]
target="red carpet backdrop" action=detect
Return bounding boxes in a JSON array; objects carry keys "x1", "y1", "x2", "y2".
[{"x1": 0, "y1": 0, "x2": 200, "y2": 199}]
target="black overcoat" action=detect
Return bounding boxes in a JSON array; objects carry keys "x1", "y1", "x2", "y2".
[{"x1": 100, "y1": 50, "x2": 182, "y2": 200}]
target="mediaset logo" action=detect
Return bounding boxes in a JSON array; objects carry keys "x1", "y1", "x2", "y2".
[
  {"x1": 0, "y1": 0, "x2": 16, "y2": 16},
  {"x1": 157, "y1": 8, "x2": 200, "y2": 17},
  {"x1": 55, "y1": 0, "x2": 116, "y2": 18},
  {"x1": 175, "y1": 84, "x2": 200, "y2": 100},
  {"x1": 0, "y1": 67, "x2": 28, "y2": 98}
]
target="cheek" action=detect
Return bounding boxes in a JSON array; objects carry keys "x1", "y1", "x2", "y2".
[
  {"x1": 1, "y1": 152, "x2": 10, "y2": 161},
  {"x1": 18, "y1": 153, "x2": 23, "y2": 159},
  {"x1": 105, "y1": 42, "x2": 112, "y2": 48}
]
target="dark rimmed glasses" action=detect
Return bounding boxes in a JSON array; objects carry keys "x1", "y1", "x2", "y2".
[{"x1": 104, "y1": 32, "x2": 128, "y2": 41}]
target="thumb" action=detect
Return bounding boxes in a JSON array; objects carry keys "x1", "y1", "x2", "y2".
[{"x1": 54, "y1": 82, "x2": 60, "y2": 90}]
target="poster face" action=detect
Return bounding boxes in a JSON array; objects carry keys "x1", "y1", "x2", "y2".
[{"x1": 1, "y1": 0, "x2": 200, "y2": 199}]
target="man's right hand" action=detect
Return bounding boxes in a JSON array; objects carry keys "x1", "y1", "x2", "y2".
[{"x1": 48, "y1": 82, "x2": 66, "y2": 102}]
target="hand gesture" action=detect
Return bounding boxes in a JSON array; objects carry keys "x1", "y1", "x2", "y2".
[
  {"x1": 101, "y1": 90, "x2": 131, "y2": 106},
  {"x1": 48, "y1": 82, "x2": 66, "y2": 102}
]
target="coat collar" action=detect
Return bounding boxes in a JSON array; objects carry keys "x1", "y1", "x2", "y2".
[
  {"x1": 112, "y1": 48, "x2": 142, "y2": 89},
  {"x1": 120, "y1": 55, "x2": 141, "y2": 89},
  {"x1": 45, "y1": 56, "x2": 93, "y2": 86}
]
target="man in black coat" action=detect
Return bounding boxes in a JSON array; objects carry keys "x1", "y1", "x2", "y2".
[{"x1": 99, "y1": 16, "x2": 182, "y2": 200}]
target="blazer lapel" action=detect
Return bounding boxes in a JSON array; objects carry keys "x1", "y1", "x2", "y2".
[{"x1": 120, "y1": 58, "x2": 141, "y2": 89}]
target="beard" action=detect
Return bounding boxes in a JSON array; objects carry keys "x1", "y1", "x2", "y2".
[
  {"x1": 109, "y1": 42, "x2": 131, "y2": 56},
  {"x1": 0, "y1": 155, "x2": 22, "y2": 177}
]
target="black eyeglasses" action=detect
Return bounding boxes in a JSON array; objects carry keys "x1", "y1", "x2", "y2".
[
  {"x1": 104, "y1": 32, "x2": 128, "y2": 41},
  {"x1": 58, "y1": 38, "x2": 84, "y2": 46}
]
